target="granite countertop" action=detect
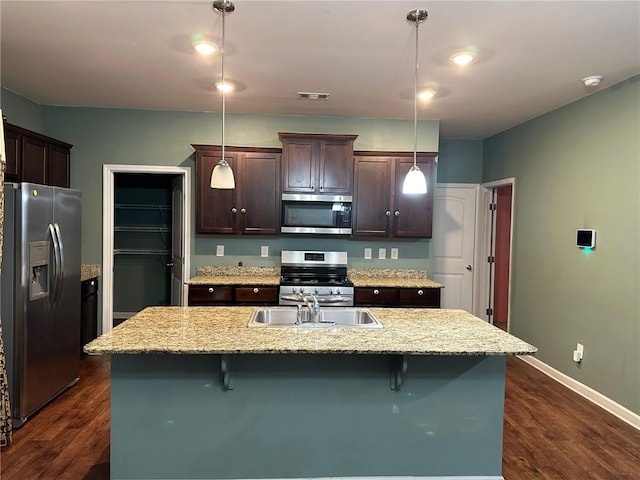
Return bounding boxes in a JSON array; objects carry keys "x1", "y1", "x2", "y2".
[
  {"x1": 84, "y1": 306, "x2": 536, "y2": 356},
  {"x1": 348, "y1": 268, "x2": 444, "y2": 288},
  {"x1": 189, "y1": 266, "x2": 280, "y2": 286},
  {"x1": 81, "y1": 264, "x2": 101, "y2": 282}
]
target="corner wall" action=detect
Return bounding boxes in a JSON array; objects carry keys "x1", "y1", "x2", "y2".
[{"x1": 483, "y1": 76, "x2": 640, "y2": 414}]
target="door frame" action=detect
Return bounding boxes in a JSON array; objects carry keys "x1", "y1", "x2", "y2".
[
  {"x1": 102, "y1": 164, "x2": 191, "y2": 334},
  {"x1": 477, "y1": 177, "x2": 516, "y2": 329}
]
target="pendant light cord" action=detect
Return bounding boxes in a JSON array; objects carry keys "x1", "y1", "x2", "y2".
[
  {"x1": 221, "y1": 3, "x2": 226, "y2": 165},
  {"x1": 413, "y1": 18, "x2": 419, "y2": 167}
]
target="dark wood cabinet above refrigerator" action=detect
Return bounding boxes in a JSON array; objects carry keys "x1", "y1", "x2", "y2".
[{"x1": 3, "y1": 122, "x2": 72, "y2": 188}]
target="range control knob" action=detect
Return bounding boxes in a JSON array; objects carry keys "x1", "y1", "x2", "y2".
[
  {"x1": 336, "y1": 288, "x2": 341, "y2": 295},
  {"x1": 300, "y1": 287, "x2": 305, "y2": 294},
  {"x1": 314, "y1": 288, "x2": 319, "y2": 295}
]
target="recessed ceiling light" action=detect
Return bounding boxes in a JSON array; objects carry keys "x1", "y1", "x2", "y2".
[
  {"x1": 297, "y1": 92, "x2": 330, "y2": 100},
  {"x1": 449, "y1": 51, "x2": 476, "y2": 66},
  {"x1": 582, "y1": 75, "x2": 602, "y2": 87},
  {"x1": 418, "y1": 89, "x2": 436, "y2": 101},
  {"x1": 193, "y1": 40, "x2": 218, "y2": 56},
  {"x1": 215, "y1": 81, "x2": 234, "y2": 93}
]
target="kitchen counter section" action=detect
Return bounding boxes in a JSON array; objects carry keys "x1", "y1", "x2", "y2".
[
  {"x1": 84, "y1": 306, "x2": 536, "y2": 356},
  {"x1": 188, "y1": 275, "x2": 280, "y2": 285},
  {"x1": 348, "y1": 267, "x2": 443, "y2": 288},
  {"x1": 81, "y1": 264, "x2": 100, "y2": 281}
]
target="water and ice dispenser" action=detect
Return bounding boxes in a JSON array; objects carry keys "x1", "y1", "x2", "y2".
[{"x1": 29, "y1": 241, "x2": 50, "y2": 301}]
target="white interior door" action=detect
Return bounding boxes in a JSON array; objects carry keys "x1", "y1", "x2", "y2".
[
  {"x1": 432, "y1": 184, "x2": 478, "y2": 312},
  {"x1": 170, "y1": 176, "x2": 184, "y2": 306}
]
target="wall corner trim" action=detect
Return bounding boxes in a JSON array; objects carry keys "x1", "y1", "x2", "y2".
[{"x1": 518, "y1": 356, "x2": 640, "y2": 430}]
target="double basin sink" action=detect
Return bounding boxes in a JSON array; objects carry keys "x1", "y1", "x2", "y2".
[{"x1": 248, "y1": 307, "x2": 383, "y2": 329}]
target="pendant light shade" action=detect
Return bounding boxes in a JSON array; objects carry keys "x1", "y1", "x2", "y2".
[
  {"x1": 402, "y1": 9, "x2": 428, "y2": 195},
  {"x1": 210, "y1": 0, "x2": 236, "y2": 190}
]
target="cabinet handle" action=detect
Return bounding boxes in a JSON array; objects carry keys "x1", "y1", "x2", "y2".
[
  {"x1": 394, "y1": 211, "x2": 400, "y2": 217},
  {"x1": 90, "y1": 280, "x2": 95, "y2": 286},
  {"x1": 385, "y1": 211, "x2": 391, "y2": 217},
  {"x1": 240, "y1": 208, "x2": 246, "y2": 214},
  {"x1": 208, "y1": 287, "x2": 214, "y2": 293},
  {"x1": 231, "y1": 208, "x2": 237, "y2": 214},
  {"x1": 417, "y1": 289, "x2": 424, "y2": 296},
  {"x1": 253, "y1": 288, "x2": 259, "y2": 294},
  {"x1": 373, "y1": 289, "x2": 380, "y2": 295}
]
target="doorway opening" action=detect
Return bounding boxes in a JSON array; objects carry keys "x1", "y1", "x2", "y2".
[
  {"x1": 102, "y1": 165, "x2": 191, "y2": 334},
  {"x1": 479, "y1": 178, "x2": 515, "y2": 331}
]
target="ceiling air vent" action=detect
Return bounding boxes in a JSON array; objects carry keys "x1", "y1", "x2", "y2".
[{"x1": 297, "y1": 92, "x2": 330, "y2": 100}]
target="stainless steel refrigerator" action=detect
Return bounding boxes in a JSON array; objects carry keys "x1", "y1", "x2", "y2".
[{"x1": 1, "y1": 182, "x2": 82, "y2": 428}]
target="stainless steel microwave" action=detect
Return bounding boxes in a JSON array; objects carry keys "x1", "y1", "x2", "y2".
[{"x1": 281, "y1": 194, "x2": 352, "y2": 235}]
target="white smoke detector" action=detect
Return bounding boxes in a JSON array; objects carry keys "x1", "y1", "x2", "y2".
[{"x1": 582, "y1": 76, "x2": 602, "y2": 87}]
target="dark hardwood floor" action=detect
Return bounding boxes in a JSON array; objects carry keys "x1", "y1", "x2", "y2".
[{"x1": 0, "y1": 355, "x2": 638, "y2": 479}]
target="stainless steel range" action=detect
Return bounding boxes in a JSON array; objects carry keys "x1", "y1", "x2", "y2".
[{"x1": 279, "y1": 250, "x2": 354, "y2": 306}]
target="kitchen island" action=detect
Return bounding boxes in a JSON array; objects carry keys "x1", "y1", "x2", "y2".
[{"x1": 85, "y1": 306, "x2": 536, "y2": 480}]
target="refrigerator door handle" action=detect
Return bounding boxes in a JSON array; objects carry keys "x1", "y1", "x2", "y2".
[
  {"x1": 48, "y1": 223, "x2": 62, "y2": 310},
  {"x1": 53, "y1": 223, "x2": 65, "y2": 304}
]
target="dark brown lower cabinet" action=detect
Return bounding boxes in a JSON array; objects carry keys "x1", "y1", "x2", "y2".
[
  {"x1": 81, "y1": 278, "x2": 99, "y2": 356},
  {"x1": 354, "y1": 287, "x2": 441, "y2": 308},
  {"x1": 188, "y1": 285, "x2": 278, "y2": 306}
]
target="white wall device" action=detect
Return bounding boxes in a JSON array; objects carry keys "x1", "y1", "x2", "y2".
[{"x1": 576, "y1": 229, "x2": 596, "y2": 249}]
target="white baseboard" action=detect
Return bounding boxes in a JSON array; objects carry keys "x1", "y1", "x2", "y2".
[{"x1": 518, "y1": 356, "x2": 640, "y2": 430}]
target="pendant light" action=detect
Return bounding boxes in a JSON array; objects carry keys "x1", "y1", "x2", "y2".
[
  {"x1": 210, "y1": 0, "x2": 235, "y2": 189},
  {"x1": 402, "y1": 9, "x2": 428, "y2": 195}
]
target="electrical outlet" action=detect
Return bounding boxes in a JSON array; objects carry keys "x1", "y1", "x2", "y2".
[
  {"x1": 378, "y1": 248, "x2": 386, "y2": 260},
  {"x1": 391, "y1": 248, "x2": 399, "y2": 260},
  {"x1": 573, "y1": 343, "x2": 584, "y2": 363},
  {"x1": 216, "y1": 245, "x2": 224, "y2": 257},
  {"x1": 364, "y1": 248, "x2": 372, "y2": 259},
  {"x1": 261, "y1": 245, "x2": 269, "y2": 257}
]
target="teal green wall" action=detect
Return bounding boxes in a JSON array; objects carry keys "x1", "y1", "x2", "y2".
[
  {"x1": 1, "y1": 88, "x2": 42, "y2": 132},
  {"x1": 483, "y1": 77, "x2": 640, "y2": 414},
  {"x1": 437, "y1": 139, "x2": 483, "y2": 183},
  {"x1": 38, "y1": 106, "x2": 439, "y2": 274}
]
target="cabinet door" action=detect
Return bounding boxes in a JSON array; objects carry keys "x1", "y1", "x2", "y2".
[
  {"x1": 4, "y1": 125, "x2": 21, "y2": 181},
  {"x1": 235, "y1": 286, "x2": 278, "y2": 304},
  {"x1": 318, "y1": 139, "x2": 353, "y2": 194},
  {"x1": 196, "y1": 151, "x2": 238, "y2": 234},
  {"x1": 353, "y1": 156, "x2": 393, "y2": 236},
  {"x1": 240, "y1": 152, "x2": 281, "y2": 234},
  {"x1": 188, "y1": 285, "x2": 233, "y2": 305},
  {"x1": 398, "y1": 288, "x2": 440, "y2": 308},
  {"x1": 22, "y1": 135, "x2": 48, "y2": 184},
  {"x1": 393, "y1": 156, "x2": 435, "y2": 238},
  {"x1": 354, "y1": 287, "x2": 398, "y2": 306},
  {"x1": 48, "y1": 144, "x2": 71, "y2": 187},
  {"x1": 282, "y1": 138, "x2": 317, "y2": 193}
]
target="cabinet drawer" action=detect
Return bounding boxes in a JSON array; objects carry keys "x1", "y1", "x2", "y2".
[
  {"x1": 399, "y1": 288, "x2": 440, "y2": 308},
  {"x1": 354, "y1": 287, "x2": 398, "y2": 306},
  {"x1": 188, "y1": 285, "x2": 233, "y2": 305},
  {"x1": 235, "y1": 286, "x2": 278, "y2": 304}
]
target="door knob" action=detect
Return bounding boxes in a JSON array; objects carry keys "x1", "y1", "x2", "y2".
[{"x1": 466, "y1": 265, "x2": 473, "y2": 271}]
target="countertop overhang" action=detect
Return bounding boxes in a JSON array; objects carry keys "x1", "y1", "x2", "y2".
[{"x1": 85, "y1": 306, "x2": 536, "y2": 356}]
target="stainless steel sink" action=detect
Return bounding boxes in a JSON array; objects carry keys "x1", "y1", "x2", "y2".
[{"x1": 248, "y1": 307, "x2": 383, "y2": 329}]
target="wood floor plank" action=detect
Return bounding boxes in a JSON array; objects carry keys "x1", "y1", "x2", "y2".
[{"x1": 0, "y1": 354, "x2": 638, "y2": 479}]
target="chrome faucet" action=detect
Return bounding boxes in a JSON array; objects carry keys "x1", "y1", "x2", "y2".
[{"x1": 296, "y1": 292, "x2": 320, "y2": 323}]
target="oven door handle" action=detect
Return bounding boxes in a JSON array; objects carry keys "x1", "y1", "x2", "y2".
[{"x1": 280, "y1": 295, "x2": 352, "y2": 304}]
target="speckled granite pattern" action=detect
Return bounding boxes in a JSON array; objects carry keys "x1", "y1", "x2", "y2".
[
  {"x1": 84, "y1": 306, "x2": 537, "y2": 356},
  {"x1": 349, "y1": 269, "x2": 443, "y2": 288},
  {"x1": 81, "y1": 264, "x2": 100, "y2": 281},
  {"x1": 196, "y1": 266, "x2": 280, "y2": 276},
  {"x1": 189, "y1": 275, "x2": 280, "y2": 286}
]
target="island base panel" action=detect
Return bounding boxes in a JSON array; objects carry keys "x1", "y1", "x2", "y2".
[{"x1": 111, "y1": 353, "x2": 506, "y2": 479}]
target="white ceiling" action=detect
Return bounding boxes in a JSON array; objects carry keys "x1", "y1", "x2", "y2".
[{"x1": 1, "y1": 1, "x2": 639, "y2": 139}]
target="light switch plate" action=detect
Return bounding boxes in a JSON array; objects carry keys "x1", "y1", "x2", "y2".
[
  {"x1": 391, "y1": 248, "x2": 399, "y2": 260},
  {"x1": 378, "y1": 248, "x2": 386, "y2": 260},
  {"x1": 216, "y1": 245, "x2": 224, "y2": 257},
  {"x1": 364, "y1": 248, "x2": 372, "y2": 259},
  {"x1": 261, "y1": 245, "x2": 269, "y2": 257}
]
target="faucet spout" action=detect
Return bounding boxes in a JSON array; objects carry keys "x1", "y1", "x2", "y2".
[{"x1": 296, "y1": 292, "x2": 321, "y2": 323}]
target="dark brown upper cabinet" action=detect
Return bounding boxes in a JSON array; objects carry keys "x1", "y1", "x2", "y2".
[
  {"x1": 193, "y1": 145, "x2": 281, "y2": 235},
  {"x1": 3, "y1": 122, "x2": 71, "y2": 187},
  {"x1": 279, "y1": 133, "x2": 357, "y2": 195},
  {"x1": 353, "y1": 151, "x2": 437, "y2": 238}
]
